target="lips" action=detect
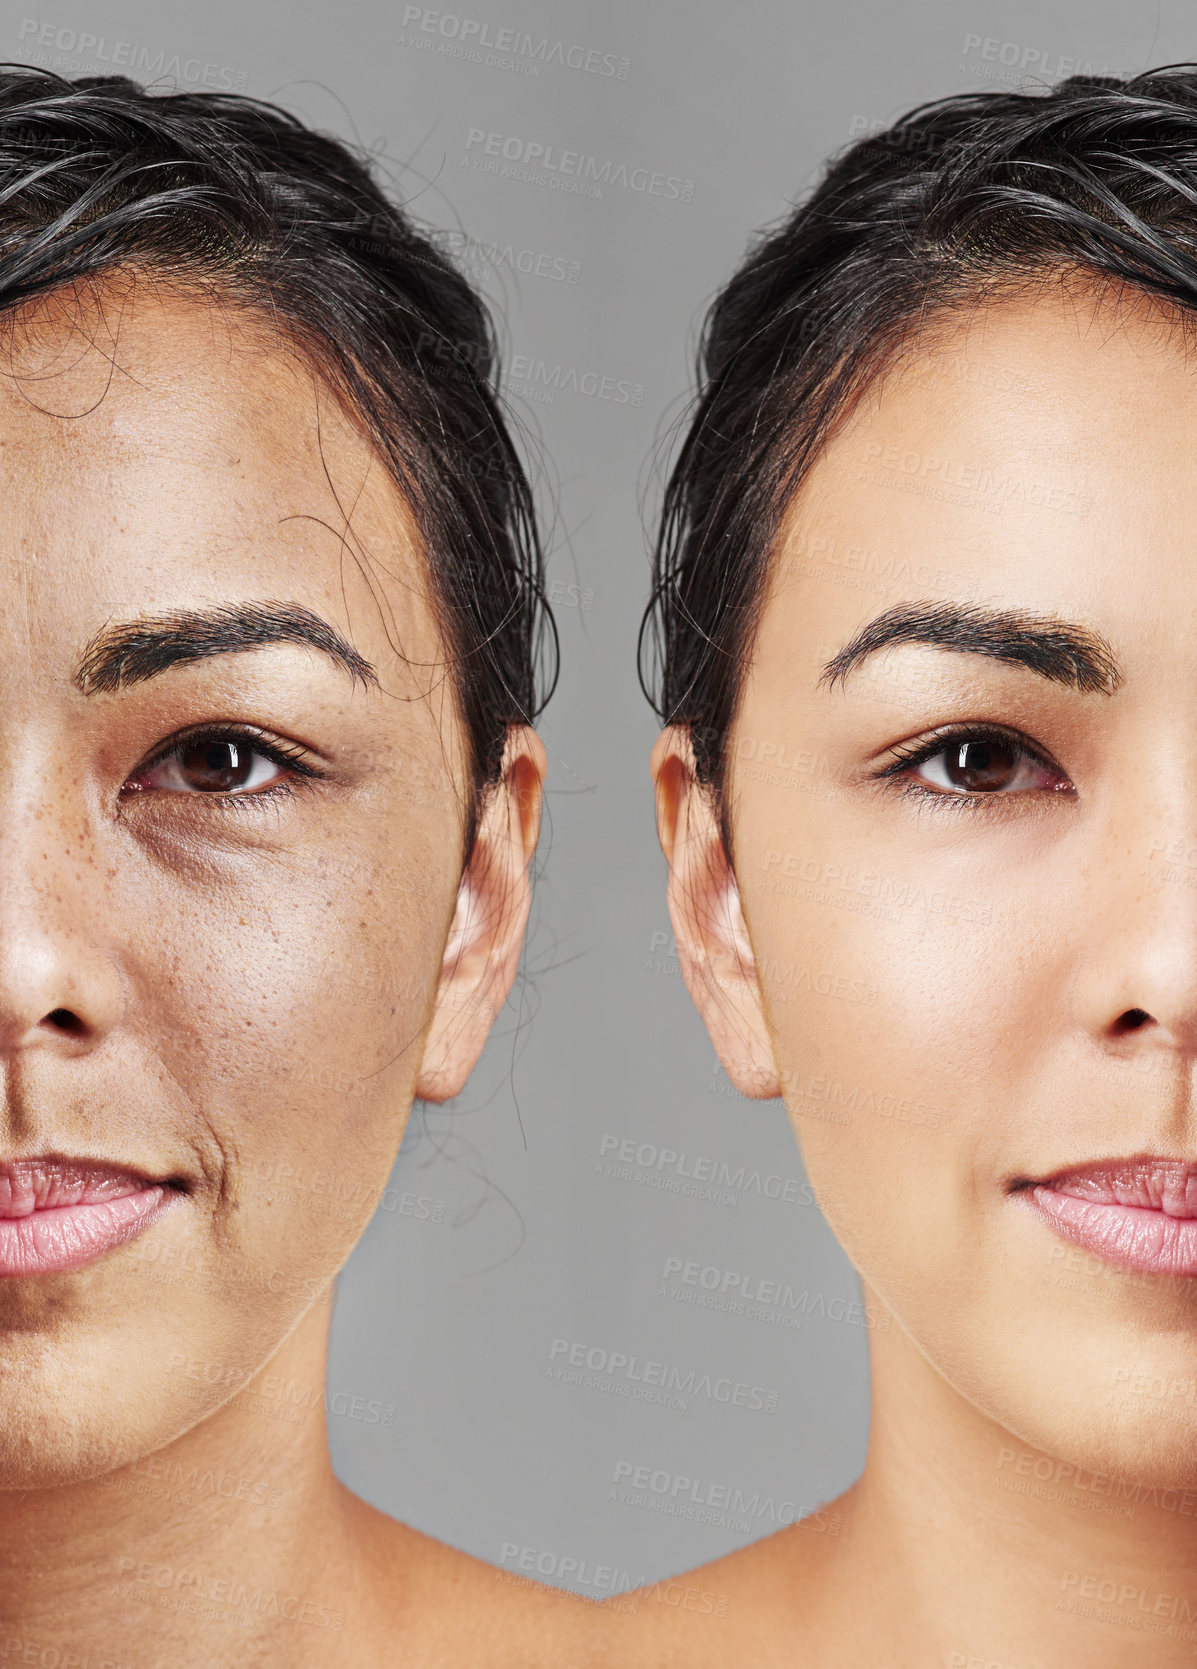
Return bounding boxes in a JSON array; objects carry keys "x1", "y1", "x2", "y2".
[
  {"x1": 0, "y1": 1157, "x2": 177, "y2": 1278},
  {"x1": 1023, "y1": 1157, "x2": 1197, "y2": 1277}
]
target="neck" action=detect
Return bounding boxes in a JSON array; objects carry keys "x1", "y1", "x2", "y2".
[
  {"x1": 0, "y1": 1296, "x2": 376, "y2": 1666},
  {"x1": 812, "y1": 1308, "x2": 1197, "y2": 1667}
]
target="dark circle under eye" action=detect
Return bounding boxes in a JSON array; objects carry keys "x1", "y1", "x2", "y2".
[
  {"x1": 943, "y1": 739, "x2": 1019, "y2": 791},
  {"x1": 176, "y1": 740, "x2": 255, "y2": 792}
]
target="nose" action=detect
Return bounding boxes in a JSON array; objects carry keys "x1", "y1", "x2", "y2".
[
  {"x1": 0, "y1": 791, "x2": 125, "y2": 1057},
  {"x1": 1070, "y1": 804, "x2": 1197, "y2": 1061}
]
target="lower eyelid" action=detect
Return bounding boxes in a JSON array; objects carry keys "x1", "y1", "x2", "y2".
[
  {"x1": 123, "y1": 779, "x2": 301, "y2": 818},
  {"x1": 205, "y1": 781, "x2": 299, "y2": 810},
  {"x1": 122, "y1": 764, "x2": 304, "y2": 804},
  {"x1": 888, "y1": 767, "x2": 1069, "y2": 809},
  {"x1": 892, "y1": 777, "x2": 995, "y2": 810}
]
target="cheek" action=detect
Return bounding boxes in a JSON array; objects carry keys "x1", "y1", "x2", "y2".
[
  {"x1": 740, "y1": 815, "x2": 1052, "y2": 1279},
  {"x1": 0, "y1": 847, "x2": 460, "y2": 1486},
  {"x1": 125, "y1": 845, "x2": 452, "y2": 1303},
  {"x1": 143, "y1": 857, "x2": 444, "y2": 1151}
]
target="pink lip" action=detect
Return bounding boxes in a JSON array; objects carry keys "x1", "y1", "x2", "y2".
[
  {"x1": 1023, "y1": 1157, "x2": 1197, "y2": 1277},
  {"x1": 0, "y1": 1158, "x2": 176, "y2": 1278}
]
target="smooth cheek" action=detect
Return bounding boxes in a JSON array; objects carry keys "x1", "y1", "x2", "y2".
[
  {"x1": 735, "y1": 782, "x2": 1197, "y2": 1476},
  {"x1": 733, "y1": 773, "x2": 1038, "y2": 1293}
]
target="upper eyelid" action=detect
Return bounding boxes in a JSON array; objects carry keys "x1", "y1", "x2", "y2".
[{"x1": 877, "y1": 723, "x2": 1063, "y2": 774}]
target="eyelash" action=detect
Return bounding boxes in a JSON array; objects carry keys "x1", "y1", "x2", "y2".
[
  {"x1": 122, "y1": 724, "x2": 325, "y2": 813},
  {"x1": 872, "y1": 723, "x2": 1072, "y2": 812}
]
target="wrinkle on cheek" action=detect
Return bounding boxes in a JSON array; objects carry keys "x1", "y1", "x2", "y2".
[
  {"x1": 202, "y1": 1116, "x2": 245, "y2": 1255},
  {"x1": 112, "y1": 754, "x2": 463, "y2": 1307}
]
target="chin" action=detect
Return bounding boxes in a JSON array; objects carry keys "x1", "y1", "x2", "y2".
[
  {"x1": 987, "y1": 1383, "x2": 1197, "y2": 1499},
  {"x1": 0, "y1": 1408, "x2": 146, "y2": 1491},
  {"x1": 0, "y1": 1348, "x2": 209, "y2": 1492}
]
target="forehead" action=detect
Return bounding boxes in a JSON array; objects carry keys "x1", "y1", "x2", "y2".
[
  {"x1": 0, "y1": 277, "x2": 439, "y2": 672},
  {"x1": 761, "y1": 282, "x2": 1197, "y2": 657}
]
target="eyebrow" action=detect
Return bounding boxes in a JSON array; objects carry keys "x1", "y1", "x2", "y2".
[
  {"x1": 73, "y1": 600, "x2": 380, "y2": 696},
  {"x1": 817, "y1": 600, "x2": 1123, "y2": 696}
]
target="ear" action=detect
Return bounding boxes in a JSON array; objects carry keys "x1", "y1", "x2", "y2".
[
  {"x1": 651, "y1": 726, "x2": 780, "y2": 1098},
  {"x1": 415, "y1": 725, "x2": 546, "y2": 1102}
]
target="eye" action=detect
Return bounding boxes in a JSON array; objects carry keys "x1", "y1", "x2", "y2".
[
  {"x1": 123, "y1": 726, "x2": 321, "y2": 801},
  {"x1": 878, "y1": 725, "x2": 1072, "y2": 801}
]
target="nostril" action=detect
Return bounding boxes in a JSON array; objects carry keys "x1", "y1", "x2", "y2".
[
  {"x1": 44, "y1": 1007, "x2": 85, "y2": 1035},
  {"x1": 1116, "y1": 1007, "x2": 1152, "y2": 1033}
]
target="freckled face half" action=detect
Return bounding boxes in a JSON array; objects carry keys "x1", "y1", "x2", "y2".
[
  {"x1": 657, "y1": 283, "x2": 1197, "y2": 1484},
  {"x1": 0, "y1": 281, "x2": 541, "y2": 1487}
]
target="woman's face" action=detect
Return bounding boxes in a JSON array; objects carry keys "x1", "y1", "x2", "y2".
[
  {"x1": 657, "y1": 283, "x2": 1197, "y2": 1484},
  {"x1": 0, "y1": 281, "x2": 540, "y2": 1487}
]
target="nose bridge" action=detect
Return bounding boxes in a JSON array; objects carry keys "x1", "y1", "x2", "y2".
[{"x1": 0, "y1": 747, "x2": 124, "y2": 1052}]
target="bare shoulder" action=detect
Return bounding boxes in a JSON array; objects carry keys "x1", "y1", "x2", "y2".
[
  {"x1": 335, "y1": 1488, "x2": 853, "y2": 1665},
  {"x1": 344, "y1": 1491, "x2": 605, "y2": 1667},
  {"x1": 598, "y1": 1507, "x2": 850, "y2": 1668}
]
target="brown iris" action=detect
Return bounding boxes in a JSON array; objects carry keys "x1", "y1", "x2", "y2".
[
  {"x1": 176, "y1": 739, "x2": 257, "y2": 792},
  {"x1": 942, "y1": 739, "x2": 1019, "y2": 791}
]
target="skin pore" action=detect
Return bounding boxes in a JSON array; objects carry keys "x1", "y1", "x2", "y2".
[
  {"x1": 0, "y1": 278, "x2": 592, "y2": 1667},
  {"x1": 639, "y1": 278, "x2": 1197, "y2": 1667}
]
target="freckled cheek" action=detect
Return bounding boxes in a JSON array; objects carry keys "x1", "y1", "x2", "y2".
[{"x1": 138, "y1": 886, "x2": 446, "y2": 1195}]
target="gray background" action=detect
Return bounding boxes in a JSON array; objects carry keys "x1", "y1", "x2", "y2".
[{"x1": 6, "y1": 0, "x2": 1186, "y2": 1593}]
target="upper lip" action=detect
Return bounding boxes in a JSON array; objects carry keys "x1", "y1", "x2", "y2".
[
  {"x1": 0, "y1": 1155, "x2": 184, "y2": 1218},
  {"x1": 1018, "y1": 1155, "x2": 1197, "y2": 1219}
]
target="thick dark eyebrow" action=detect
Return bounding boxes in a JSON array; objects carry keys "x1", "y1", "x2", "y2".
[
  {"x1": 73, "y1": 600, "x2": 379, "y2": 696},
  {"x1": 817, "y1": 600, "x2": 1123, "y2": 696}
]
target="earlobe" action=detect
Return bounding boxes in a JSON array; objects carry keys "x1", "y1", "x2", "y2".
[
  {"x1": 651, "y1": 727, "x2": 781, "y2": 1099},
  {"x1": 415, "y1": 727, "x2": 546, "y2": 1103}
]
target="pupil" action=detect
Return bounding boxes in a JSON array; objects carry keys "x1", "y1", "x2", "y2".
[
  {"x1": 180, "y1": 740, "x2": 251, "y2": 792},
  {"x1": 947, "y1": 740, "x2": 1016, "y2": 791}
]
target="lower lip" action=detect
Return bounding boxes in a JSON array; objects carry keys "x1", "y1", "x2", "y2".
[
  {"x1": 1028, "y1": 1185, "x2": 1197, "y2": 1277},
  {"x1": 0, "y1": 1187, "x2": 172, "y2": 1278}
]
